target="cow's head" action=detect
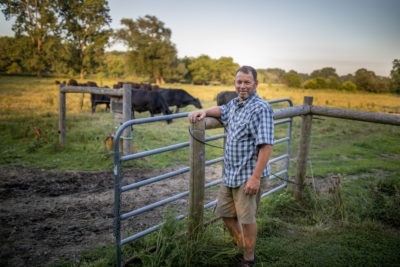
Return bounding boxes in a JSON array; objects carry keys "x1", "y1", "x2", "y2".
[
  {"x1": 165, "y1": 108, "x2": 173, "y2": 124},
  {"x1": 193, "y1": 98, "x2": 202, "y2": 109}
]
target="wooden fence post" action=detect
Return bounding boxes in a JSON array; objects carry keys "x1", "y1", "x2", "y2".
[
  {"x1": 58, "y1": 84, "x2": 66, "y2": 147},
  {"x1": 294, "y1": 96, "x2": 314, "y2": 201},
  {"x1": 122, "y1": 84, "x2": 132, "y2": 155},
  {"x1": 188, "y1": 119, "x2": 206, "y2": 240}
]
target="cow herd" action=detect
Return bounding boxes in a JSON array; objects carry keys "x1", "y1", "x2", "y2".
[{"x1": 62, "y1": 79, "x2": 238, "y2": 123}]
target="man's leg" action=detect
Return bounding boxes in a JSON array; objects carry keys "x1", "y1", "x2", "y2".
[
  {"x1": 241, "y1": 223, "x2": 257, "y2": 261},
  {"x1": 222, "y1": 217, "x2": 243, "y2": 247}
]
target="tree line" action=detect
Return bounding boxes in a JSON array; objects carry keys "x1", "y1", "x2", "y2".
[{"x1": 1, "y1": 1, "x2": 399, "y2": 93}]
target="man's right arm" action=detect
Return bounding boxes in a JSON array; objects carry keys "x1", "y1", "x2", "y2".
[{"x1": 188, "y1": 106, "x2": 221, "y2": 123}]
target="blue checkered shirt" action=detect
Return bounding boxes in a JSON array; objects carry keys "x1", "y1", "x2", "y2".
[{"x1": 220, "y1": 93, "x2": 274, "y2": 187}]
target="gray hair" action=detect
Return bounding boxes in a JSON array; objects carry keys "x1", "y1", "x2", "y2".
[{"x1": 236, "y1": 66, "x2": 258, "y2": 81}]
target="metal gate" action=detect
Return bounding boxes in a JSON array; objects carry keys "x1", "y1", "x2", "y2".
[{"x1": 112, "y1": 98, "x2": 293, "y2": 266}]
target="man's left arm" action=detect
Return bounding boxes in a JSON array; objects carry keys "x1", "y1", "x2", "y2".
[{"x1": 244, "y1": 144, "x2": 273, "y2": 194}]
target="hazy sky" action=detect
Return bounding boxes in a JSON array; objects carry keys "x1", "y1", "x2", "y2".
[{"x1": 1, "y1": 0, "x2": 399, "y2": 76}]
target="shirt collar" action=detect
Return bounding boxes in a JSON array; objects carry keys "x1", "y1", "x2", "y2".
[{"x1": 235, "y1": 92, "x2": 257, "y2": 108}]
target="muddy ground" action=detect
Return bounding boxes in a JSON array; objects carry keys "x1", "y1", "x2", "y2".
[{"x1": 0, "y1": 165, "x2": 224, "y2": 266}]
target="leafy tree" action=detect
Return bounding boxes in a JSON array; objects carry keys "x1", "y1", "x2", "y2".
[
  {"x1": 180, "y1": 56, "x2": 193, "y2": 83},
  {"x1": 0, "y1": 36, "x2": 37, "y2": 74},
  {"x1": 257, "y1": 68, "x2": 286, "y2": 83},
  {"x1": 99, "y1": 51, "x2": 125, "y2": 79},
  {"x1": 315, "y1": 77, "x2": 328, "y2": 88},
  {"x1": 354, "y1": 68, "x2": 379, "y2": 92},
  {"x1": 58, "y1": 0, "x2": 112, "y2": 79},
  {"x1": 0, "y1": 36, "x2": 14, "y2": 71},
  {"x1": 310, "y1": 67, "x2": 338, "y2": 79},
  {"x1": 303, "y1": 79, "x2": 318, "y2": 89},
  {"x1": 341, "y1": 81, "x2": 357, "y2": 91},
  {"x1": 0, "y1": 0, "x2": 60, "y2": 76},
  {"x1": 187, "y1": 55, "x2": 213, "y2": 85},
  {"x1": 268, "y1": 68, "x2": 286, "y2": 82},
  {"x1": 282, "y1": 70, "x2": 302, "y2": 88},
  {"x1": 215, "y1": 57, "x2": 239, "y2": 84},
  {"x1": 257, "y1": 69, "x2": 268, "y2": 84},
  {"x1": 327, "y1": 76, "x2": 341, "y2": 89},
  {"x1": 114, "y1": 15, "x2": 177, "y2": 84},
  {"x1": 390, "y1": 59, "x2": 400, "y2": 92},
  {"x1": 163, "y1": 58, "x2": 188, "y2": 83},
  {"x1": 303, "y1": 77, "x2": 340, "y2": 89}
]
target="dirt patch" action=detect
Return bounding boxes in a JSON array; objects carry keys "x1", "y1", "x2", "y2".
[{"x1": 0, "y1": 165, "x2": 222, "y2": 266}]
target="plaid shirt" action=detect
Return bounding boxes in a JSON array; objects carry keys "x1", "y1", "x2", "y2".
[{"x1": 220, "y1": 93, "x2": 274, "y2": 187}]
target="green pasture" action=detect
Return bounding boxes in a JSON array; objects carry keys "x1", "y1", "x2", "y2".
[
  {"x1": 1, "y1": 74, "x2": 400, "y2": 266},
  {"x1": 1, "y1": 74, "x2": 399, "y2": 173}
]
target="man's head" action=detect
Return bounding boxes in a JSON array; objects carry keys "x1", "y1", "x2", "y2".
[{"x1": 234, "y1": 66, "x2": 258, "y2": 102}]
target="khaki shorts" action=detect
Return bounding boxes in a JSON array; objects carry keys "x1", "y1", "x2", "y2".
[{"x1": 216, "y1": 178, "x2": 266, "y2": 224}]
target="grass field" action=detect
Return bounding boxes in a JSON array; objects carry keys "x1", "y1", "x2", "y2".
[
  {"x1": 1, "y1": 74, "x2": 399, "y2": 266},
  {"x1": 1, "y1": 74, "x2": 399, "y2": 171}
]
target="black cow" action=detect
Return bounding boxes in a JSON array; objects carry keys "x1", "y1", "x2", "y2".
[
  {"x1": 157, "y1": 88, "x2": 202, "y2": 113},
  {"x1": 67, "y1": 79, "x2": 78, "y2": 86},
  {"x1": 216, "y1": 91, "x2": 238, "y2": 106},
  {"x1": 89, "y1": 83, "x2": 111, "y2": 113},
  {"x1": 91, "y1": 94, "x2": 110, "y2": 113},
  {"x1": 131, "y1": 89, "x2": 173, "y2": 124}
]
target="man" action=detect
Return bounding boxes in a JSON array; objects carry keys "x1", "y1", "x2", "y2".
[{"x1": 188, "y1": 66, "x2": 274, "y2": 267}]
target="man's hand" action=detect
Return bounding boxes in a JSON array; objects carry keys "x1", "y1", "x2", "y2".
[
  {"x1": 244, "y1": 176, "x2": 260, "y2": 195},
  {"x1": 188, "y1": 110, "x2": 206, "y2": 123}
]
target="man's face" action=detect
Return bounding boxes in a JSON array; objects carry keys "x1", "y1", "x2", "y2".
[{"x1": 234, "y1": 71, "x2": 258, "y2": 101}]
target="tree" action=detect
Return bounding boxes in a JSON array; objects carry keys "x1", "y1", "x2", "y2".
[
  {"x1": 0, "y1": 36, "x2": 14, "y2": 71},
  {"x1": 310, "y1": 67, "x2": 338, "y2": 79},
  {"x1": 282, "y1": 70, "x2": 302, "y2": 88},
  {"x1": 0, "y1": 0, "x2": 60, "y2": 76},
  {"x1": 257, "y1": 68, "x2": 286, "y2": 84},
  {"x1": 303, "y1": 79, "x2": 318, "y2": 89},
  {"x1": 58, "y1": 0, "x2": 112, "y2": 79},
  {"x1": 187, "y1": 55, "x2": 213, "y2": 85},
  {"x1": 163, "y1": 58, "x2": 188, "y2": 83},
  {"x1": 215, "y1": 57, "x2": 239, "y2": 84},
  {"x1": 100, "y1": 51, "x2": 125, "y2": 79},
  {"x1": 390, "y1": 59, "x2": 400, "y2": 92},
  {"x1": 354, "y1": 68, "x2": 379, "y2": 92},
  {"x1": 341, "y1": 81, "x2": 357, "y2": 91},
  {"x1": 114, "y1": 15, "x2": 177, "y2": 84}
]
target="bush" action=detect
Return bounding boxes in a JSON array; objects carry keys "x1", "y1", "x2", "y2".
[
  {"x1": 341, "y1": 81, "x2": 357, "y2": 91},
  {"x1": 303, "y1": 79, "x2": 318, "y2": 89}
]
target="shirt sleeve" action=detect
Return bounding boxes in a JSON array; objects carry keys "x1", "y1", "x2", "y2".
[
  {"x1": 253, "y1": 104, "x2": 274, "y2": 146},
  {"x1": 219, "y1": 103, "x2": 231, "y2": 125}
]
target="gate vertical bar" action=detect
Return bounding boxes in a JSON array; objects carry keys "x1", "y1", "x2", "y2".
[
  {"x1": 294, "y1": 96, "x2": 313, "y2": 201},
  {"x1": 188, "y1": 119, "x2": 206, "y2": 240},
  {"x1": 282, "y1": 100, "x2": 293, "y2": 181},
  {"x1": 58, "y1": 84, "x2": 66, "y2": 147},
  {"x1": 114, "y1": 132, "x2": 122, "y2": 267}
]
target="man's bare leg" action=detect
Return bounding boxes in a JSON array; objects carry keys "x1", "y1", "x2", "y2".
[
  {"x1": 222, "y1": 217, "x2": 243, "y2": 247},
  {"x1": 241, "y1": 223, "x2": 257, "y2": 261}
]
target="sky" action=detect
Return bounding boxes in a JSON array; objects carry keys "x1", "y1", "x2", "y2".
[{"x1": 1, "y1": 0, "x2": 399, "y2": 76}]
